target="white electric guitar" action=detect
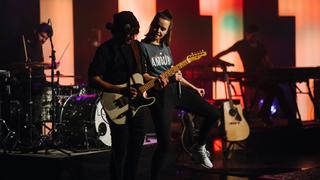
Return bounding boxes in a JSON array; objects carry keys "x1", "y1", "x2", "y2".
[{"x1": 100, "y1": 50, "x2": 207, "y2": 125}]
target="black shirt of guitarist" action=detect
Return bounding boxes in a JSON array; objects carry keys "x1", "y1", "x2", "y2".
[{"x1": 89, "y1": 38, "x2": 140, "y2": 90}]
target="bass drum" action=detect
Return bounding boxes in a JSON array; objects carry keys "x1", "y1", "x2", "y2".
[{"x1": 59, "y1": 94, "x2": 111, "y2": 148}]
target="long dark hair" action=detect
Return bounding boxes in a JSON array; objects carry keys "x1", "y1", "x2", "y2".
[{"x1": 143, "y1": 9, "x2": 173, "y2": 46}]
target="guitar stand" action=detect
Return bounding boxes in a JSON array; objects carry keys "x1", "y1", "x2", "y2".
[
  {"x1": 222, "y1": 140, "x2": 247, "y2": 160},
  {"x1": 218, "y1": 114, "x2": 250, "y2": 160}
]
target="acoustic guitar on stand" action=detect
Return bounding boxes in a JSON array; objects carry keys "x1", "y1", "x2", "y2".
[{"x1": 222, "y1": 66, "x2": 250, "y2": 141}]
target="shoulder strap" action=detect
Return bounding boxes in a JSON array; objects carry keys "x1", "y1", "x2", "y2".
[{"x1": 130, "y1": 41, "x2": 142, "y2": 73}]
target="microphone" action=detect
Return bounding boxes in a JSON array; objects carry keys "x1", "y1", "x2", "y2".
[{"x1": 47, "y1": 18, "x2": 53, "y2": 37}]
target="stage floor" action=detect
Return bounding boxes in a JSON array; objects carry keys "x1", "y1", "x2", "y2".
[{"x1": 1, "y1": 122, "x2": 320, "y2": 180}]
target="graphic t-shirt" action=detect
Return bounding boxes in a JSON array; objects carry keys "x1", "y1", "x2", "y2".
[{"x1": 140, "y1": 42, "x2": 173, "y2": 76}]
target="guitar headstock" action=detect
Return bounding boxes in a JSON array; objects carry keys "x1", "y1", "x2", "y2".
[{"x1": 186, "y1": 50, "x2": 207, "y2": 62}]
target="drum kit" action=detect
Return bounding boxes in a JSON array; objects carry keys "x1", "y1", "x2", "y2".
[{"x1": 0, "y1": 62, "x2": 112, "y2": 153}]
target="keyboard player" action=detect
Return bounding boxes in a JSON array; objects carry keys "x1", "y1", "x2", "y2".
[{"x1": 213, "y1": 24, "x2": 301, "y2": 128}]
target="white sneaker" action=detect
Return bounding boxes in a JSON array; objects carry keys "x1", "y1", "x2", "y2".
[{"x1": 191, "y1": 144, "x2": 213, "y2": 168}]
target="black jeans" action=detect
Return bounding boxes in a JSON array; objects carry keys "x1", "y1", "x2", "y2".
[
  {"x1": 149, "y1": 84, "x2": 220, "y2": 179},
  {"x1": 258, "y1": 82, "x2": 300, "y2": 127},
  {"x1": 109, "y1": 108, "x2": 146, "y2": 180}
]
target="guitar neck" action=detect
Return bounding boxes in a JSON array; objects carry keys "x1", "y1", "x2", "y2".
[
  {"x1": 162, "y1": 59, "x2": 190, "y2": 78},
  {"x1": 139, "y1": 58, "x2": 190, "y2": 93},
  {"x1": 224, "y1": 73, "x2": 235, "y2": 108}
]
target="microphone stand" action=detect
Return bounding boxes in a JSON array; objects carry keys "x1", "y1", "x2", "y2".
[
  {"x1": 38, "y1": 23, "x2": 70, "y2": 156},
  {"x1": 22, "y1": 35, "x2": 38, "y2": 149},
  {"x1": 49, "y1": 32, "x2": 56, "y2": 130}
]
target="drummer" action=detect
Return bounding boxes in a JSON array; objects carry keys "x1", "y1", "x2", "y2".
[
  {"x1": 17, "y1": 23, "x2": 59, "y2": 123},
  {"x1": 24, "y1": 23, "x2": 54, "y2": 87}
]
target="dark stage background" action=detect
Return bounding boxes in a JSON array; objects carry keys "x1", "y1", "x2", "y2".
[{"x1": 1, "y1": 0, "x2": 295, "y2": 100}]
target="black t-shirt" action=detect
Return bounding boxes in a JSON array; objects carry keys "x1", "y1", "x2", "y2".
[
  {"x1": 88, "y1": 39, "x2": 142, "y2": 90},
  {"x1": 12, "y1": 32, "x2": 47, "y2": 90},
  {"x1": 229, "y1": 39, "x2": 267, "y2": 76},
  {"x1": 25, "y1": 33, "x2": 46, "y2": 82}
]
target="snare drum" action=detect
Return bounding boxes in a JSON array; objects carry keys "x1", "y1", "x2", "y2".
[
  {"x1": 38, "y1": 87, "x2": 54, "y2": 122},
  {"x1": 58, "y1": 85, "x2": 81, "y2": 96},
  {"x1": 59, "y1": 94, "x2": 111, "y2": 148}
]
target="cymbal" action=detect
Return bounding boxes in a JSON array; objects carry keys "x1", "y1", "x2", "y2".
[
  {"x1": 27, "y1": 62, "x2": 52, "y2": 68},
  {"x1": 9, "y1": 61, "x2": 53, "y2": 69},
  {"x1": 35, "y1": 74, "x2": 81, "y2": 78}
]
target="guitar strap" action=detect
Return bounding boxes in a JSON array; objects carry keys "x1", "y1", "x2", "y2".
[{"x1": 130, "y1": 40, "x2": 142, "y2": 74}]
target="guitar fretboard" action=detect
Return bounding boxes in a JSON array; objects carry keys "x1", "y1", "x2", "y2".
[{"x1": 139, "y1": 58, "x2": 190, "y2": 93}]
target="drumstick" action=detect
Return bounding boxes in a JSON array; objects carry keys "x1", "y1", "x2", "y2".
[{"x1": 22, "y1": 35, "x2": 29, "y2": 63}]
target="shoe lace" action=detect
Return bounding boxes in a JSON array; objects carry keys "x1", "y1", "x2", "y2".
[
  {"x1": 198, "y1": 145, "x2": 210, "y2": 158},
  {"x1": 206, "y1": 150, "x2": 210, "y2": 157}
]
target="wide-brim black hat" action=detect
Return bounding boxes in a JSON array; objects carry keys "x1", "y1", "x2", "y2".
[{"x1": 106, "y1": 11, "x2": 140, "y2": 35}]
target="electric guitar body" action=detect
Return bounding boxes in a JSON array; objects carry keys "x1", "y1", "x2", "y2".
[{"x1": 100, "y1": 73, "x2": 155, "y2": 125}]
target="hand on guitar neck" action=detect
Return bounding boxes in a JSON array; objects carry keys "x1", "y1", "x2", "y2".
[
  {"x1": 154, "y1": 74, "x2": 170, "y2": 89},
  {"x1": 119, "y1": 86, "x2": 139, "y2": 99}
]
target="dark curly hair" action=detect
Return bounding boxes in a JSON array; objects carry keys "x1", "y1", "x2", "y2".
[{"x1": 36, "y1": 23, "x2": 53, "y2": 37}]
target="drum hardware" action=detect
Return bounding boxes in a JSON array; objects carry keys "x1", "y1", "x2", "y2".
[
  {"x1": 59, "y1": 94, "x2": 111, "y2": 149},
  {"x1": 57, "y1": 85, "x2": 84, "y2": 96},
  {"x1": 34, "y1": 28, "x2": 71, "y2": 156},
  {"x1": 20, "y1": 31, "x2": 71, "y2": 155},
  {"x1": 0, "y1": 119, "x2": 21, "y2": 153},
  {"x1": 84, "y1": 126, "x2": 89, "y2": 150},
  {"x1": 33, "y1": 74, "x2": 82, "y2": 79},
  {"x1": 23, "y1": 60, "x2": 48, "y2": 149},
  {"x1": 31, "y1": 80, "x2": 88, "y2": 151},
  {"x1": 8, "y1": 61, "x2": 55, "y2": 70},
  {"x1": 20, "y1": 35, "x2": 40, "y2": 148},
  {"x1": 0, "y1": 69, "x2": 11, "y2": 84},
  {"x1": 1, "y1": 70, "x2": 24, "y2": 152},
  {"x1": 0, "y1": 70, "x2": 12, "y2": 99},
  {"x1": 0, "y1": 98, "x2": 19, "y2": 153}
]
